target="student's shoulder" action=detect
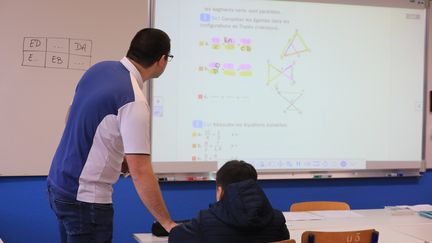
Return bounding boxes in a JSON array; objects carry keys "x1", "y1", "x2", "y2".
[
  {"x1": 271, "y1": 208, "x2": 287, "y2": 224},
  {"x1": 197, "y1": 209, "x2": 214, "y2": 222},
  {"x1": 197, "y1": 208, "x2": 230, "y2": 229}
]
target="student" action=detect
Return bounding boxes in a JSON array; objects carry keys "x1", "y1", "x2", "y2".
[
  {"x1": 47, "y1": 28, "x2": 176, "y2": 243},
  {"x1": 169, "y1": 160, "x2": 290, "y2": 243}
]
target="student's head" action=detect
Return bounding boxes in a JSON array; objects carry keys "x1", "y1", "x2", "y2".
[
  {"x1": 126, "y1": 28, "x2": 171, "y2": 77},
  {"x1": 215, "y1": 160, "x2": 258, "y2": 201}
]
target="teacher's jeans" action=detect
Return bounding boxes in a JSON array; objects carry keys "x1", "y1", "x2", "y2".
[{"x1": 48, "y1": 186, "x2": 114, "y2": 243}]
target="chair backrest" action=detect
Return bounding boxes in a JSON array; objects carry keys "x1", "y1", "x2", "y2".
[
  {"x1": 290, "y1": 201, "x2": 350, "y2": 212},
  {"x1": 301, "y1": 229, "x2": 379, "y2": 243},
  {"x1": 270, "y1": 239, "x2": 296, "y2": 243}
]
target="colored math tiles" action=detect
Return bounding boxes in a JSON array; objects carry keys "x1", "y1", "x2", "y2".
[
  {"x1": 198, "y1": 62, "x2": 252, "y2": 77},
  {"x1": 199, "y1": 36, "x2": 252, "y2": 52},
  {"x1": 22, "y1": 37, "x2": 92, "y2": 70}
]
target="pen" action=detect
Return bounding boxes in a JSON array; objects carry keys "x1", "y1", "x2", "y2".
[
  {"x1": 313, "y1": 174, "x2": 332, "y2": 179},
  {"x1": 386, "y1": 172, "x2": 404, "y2": 177},
  {"x1": 186, "y1": 176, "x2": 208, "y2": 181}
]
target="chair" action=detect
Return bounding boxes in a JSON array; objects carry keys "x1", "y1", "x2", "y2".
[
  {"x1": 290, "y1": 201, "x2": 350, "y2": 212},
  {"x1": 270, "y1": 239, "x2": 296, "y2": 243},
  {"x1": 301, "y1": 229, "x2": 379, "y2": 243}
]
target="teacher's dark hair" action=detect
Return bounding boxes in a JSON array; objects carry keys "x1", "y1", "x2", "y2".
[
  {"x1": 126, "y1": 28, "x2": 171, "y2": 68},
  {"x1": 216, "y1": 160, "x2": 258, "y2": 190}
]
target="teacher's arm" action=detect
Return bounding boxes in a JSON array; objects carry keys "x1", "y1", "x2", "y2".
[{"x1": 125, "y1": 154, "x2": 177, "y2": 232}]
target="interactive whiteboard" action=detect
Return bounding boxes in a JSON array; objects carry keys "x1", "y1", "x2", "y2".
[{"x1": 151, "y1": 0, "x2": 427, "y2": 176}]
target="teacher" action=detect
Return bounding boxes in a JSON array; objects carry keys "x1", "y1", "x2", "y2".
[{"x1": 47, "y1": 28, "x2": 176, "y2": 243}]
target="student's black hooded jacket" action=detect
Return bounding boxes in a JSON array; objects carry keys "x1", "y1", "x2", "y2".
[{"x1": 169, "y1": 179, "x2": 290, "y2": 243}]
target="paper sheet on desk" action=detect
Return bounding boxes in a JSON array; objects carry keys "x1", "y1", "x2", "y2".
[
  {"x1": 404, "y1": 204, "x2": 432, "y2": 212},
  {"x1": 283, "y1": 212, "x2": 324, "y2": 221},
  {"x1": 310, "y1": 210, "x2": 364, "y2": 219}
]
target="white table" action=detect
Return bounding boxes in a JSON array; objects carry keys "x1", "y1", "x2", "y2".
[
  {"x1": 134, "y1": 234, "x2": 168, "y2": 243},
  {"x1": 284, "y1": 209, "x2": 432, "y2": 229},
  {"x1": 134, "y1": 209, "x2": 432, "y2": 243},
  {"x1": 392, "y1": 224, "x2": 432, "y2": 242}
]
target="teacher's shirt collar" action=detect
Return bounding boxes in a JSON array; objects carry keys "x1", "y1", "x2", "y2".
[{"x1": 120, "y1": 57, "x2": 144, "y2": 89}]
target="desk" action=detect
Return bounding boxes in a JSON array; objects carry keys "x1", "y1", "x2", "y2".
[
  {"x1": 134, "y1": 209, "x2": 432, "y2": 243},
  {"x1": 392, "y1": 224, "x2": 432, "y2": 242},
  {"x1": 285, "y1": 209, "x2": 432, "y2": 229},
  {"x1": 134, "y1": 234, "x2": 167, "y2": 243}
]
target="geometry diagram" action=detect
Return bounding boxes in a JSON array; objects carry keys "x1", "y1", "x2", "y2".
[
  {"x1": 281, "y1": 30, "x2": 310, "y2": 59},
  {"x1": 274, "y1": 89, "x2": 304, "y2": 114},
  {"x1": 267, "y1": 61, "x2": 295, "y2": 86}
]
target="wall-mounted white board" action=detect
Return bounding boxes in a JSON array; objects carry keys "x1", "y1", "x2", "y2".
[{"x1": 0, "y1": 0, "x2": 149, "y2": 175}]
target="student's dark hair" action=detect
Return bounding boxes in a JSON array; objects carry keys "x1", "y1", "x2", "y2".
[
  {"x1": 216, "y1": 160, "x2": 258, "y2": 190},
  {"x1": 126, "y1": 28, "x2": 171, "y2": 68}
]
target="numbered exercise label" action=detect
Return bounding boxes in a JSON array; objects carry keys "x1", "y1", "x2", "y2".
[{"x1": 22, "y1": 37, "x2": 92, "y2": 70}]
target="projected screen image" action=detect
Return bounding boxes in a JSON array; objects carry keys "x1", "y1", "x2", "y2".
[{"x1": 151, "y1": 0, "x2": 425, "y2": 170}]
